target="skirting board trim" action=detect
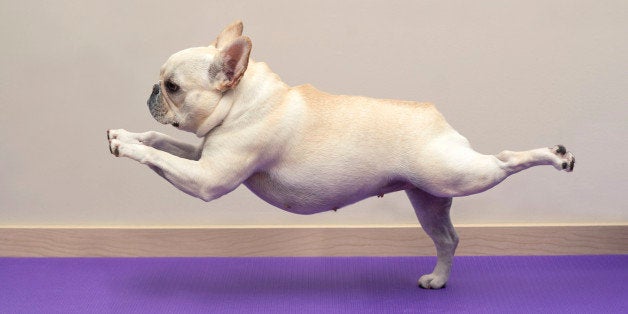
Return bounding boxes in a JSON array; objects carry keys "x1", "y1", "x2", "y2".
[{"x1": 1, "y1": 225, "x2": 626, "y2": 257}]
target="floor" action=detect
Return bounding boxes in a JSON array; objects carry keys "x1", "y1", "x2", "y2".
[{"x1": 1, "y1": 256, "x2": 626, "y2": 313}]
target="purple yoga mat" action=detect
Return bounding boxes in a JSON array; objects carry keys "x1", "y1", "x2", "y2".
[{"x1": 1, "y1": 256, "x2": 626, "y2": 313}]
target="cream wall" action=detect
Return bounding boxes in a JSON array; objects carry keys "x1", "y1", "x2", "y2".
[{"x1": 1, "y1": 0, "x2": 626, "y2": 227}]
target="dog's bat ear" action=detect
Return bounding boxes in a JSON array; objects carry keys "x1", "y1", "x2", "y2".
[
  {"x1": 212, "y1": 20, "x2": 244, "y2": 49},
  {"x1": 212, "y1": 36, "x2": 252, "y2": 91}
]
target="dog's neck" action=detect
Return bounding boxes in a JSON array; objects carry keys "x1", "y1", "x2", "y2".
[
  {"x1": 224, "y1": 60, "x2": 289, "y2": 125},
  {"x1": 196, "y1": 60, "x2": 289, "y2": 138}
]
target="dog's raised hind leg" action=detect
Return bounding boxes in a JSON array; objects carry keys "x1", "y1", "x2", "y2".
[
  {"x1": 413, "y1": 142, "x2": 576, "y2": 198},
  {"x1": 406, "y1": 188, "x2": 458, "y2": 289},
  {"x1": 497, "y1": 145, "x2": 575, "y2": 174}
]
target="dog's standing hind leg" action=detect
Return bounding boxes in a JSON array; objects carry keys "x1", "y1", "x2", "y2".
[{"x1": 406, "y1": 188, "x2": 458, "y2": 289}]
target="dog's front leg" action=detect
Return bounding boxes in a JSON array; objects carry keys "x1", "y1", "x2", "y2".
[
  {"x1": 108, "y1": 139, "x2": 247, "y2": 202},
  {"x1": 108, "y1": 129, "x2": 200, "y2": 160}
]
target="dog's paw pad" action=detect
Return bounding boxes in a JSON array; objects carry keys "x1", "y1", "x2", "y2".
[
  {"x1": 553, "y1": 145, "x2": 567, "y2": 155},
  {"x1": 551, "y1": 145, "x2": 575, "y2": 172},
  {"x1": 418, "y1": 273, "x2": 448, "y2": 290}
]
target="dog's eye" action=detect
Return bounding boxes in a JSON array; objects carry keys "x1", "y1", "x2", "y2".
[{"x1": 165, "y1": 80, "x2": 180, "y2": 93}]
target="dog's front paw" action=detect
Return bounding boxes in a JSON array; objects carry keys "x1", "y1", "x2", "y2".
[
  {"x1": 108, "y1": 138, "x2": 149, "y2": 163},
  {"x1": 108, "y1": 138, "x2": 121, "y2": 157},
  {"x1": 108, "y1": 129, "x2": 147, "y2": 157},
  {"x1": 418, "y1": 273, "x2": 448, "y2": 289},
  {"x1": 551, "y1": 145, "x2": 575, "y2": 172},
  {"x1": 107, "y1": 129, "x2": 143, "y2": 144}
]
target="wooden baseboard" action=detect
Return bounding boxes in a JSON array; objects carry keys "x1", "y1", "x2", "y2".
[{"x1": 0, "y1": 225, "x2": 626, "y2": 257}]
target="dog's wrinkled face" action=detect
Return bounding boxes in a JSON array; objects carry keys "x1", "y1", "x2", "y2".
[
  {"x1": 147, "y1": 21, "x2": 251, "y2": 135},
  {"x1": 147, "y1": 46, "x2": 222, "y2": 132}
]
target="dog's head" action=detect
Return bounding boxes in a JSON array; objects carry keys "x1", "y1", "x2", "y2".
[{"x1": 147, "y1": 20, "x2": 252, "y2": 136}]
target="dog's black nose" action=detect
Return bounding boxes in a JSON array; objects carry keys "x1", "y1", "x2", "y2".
[{"x1": 152, "y1": 84, "x2": 160, "y2": 95}]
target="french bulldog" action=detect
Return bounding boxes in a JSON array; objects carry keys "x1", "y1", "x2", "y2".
[{"x1": 107, "y1": 21, "x2": 575, "y2": 289}]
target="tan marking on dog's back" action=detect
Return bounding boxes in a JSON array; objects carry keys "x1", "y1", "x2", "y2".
[{"x1": 292, "y1": 84, "x2": 453, "y2": 146}]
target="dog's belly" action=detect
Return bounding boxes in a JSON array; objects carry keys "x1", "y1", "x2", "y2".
[{"x1": 243, "y1": 170, "x2": 411, "y2": 215}]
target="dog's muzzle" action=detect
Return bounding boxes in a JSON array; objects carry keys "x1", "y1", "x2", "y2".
[
  {"x1": 147, "y1": 83, "x2": 169, "y2": 124},
  {"x1": 147, "y1": 83, "x2": 160, "y2": 112}
]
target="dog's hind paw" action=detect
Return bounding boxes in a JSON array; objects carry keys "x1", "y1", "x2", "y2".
[
  {"x1": 418, "y1": 273, "x2": 448, "y2": 289},
  {"x1": 551, "y1": 145, "x2": 575, "y2": 172}
]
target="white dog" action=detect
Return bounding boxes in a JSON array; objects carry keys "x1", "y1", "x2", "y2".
[{"x1": 107, "y1": 21, "x2": 575, "y2": 289}]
